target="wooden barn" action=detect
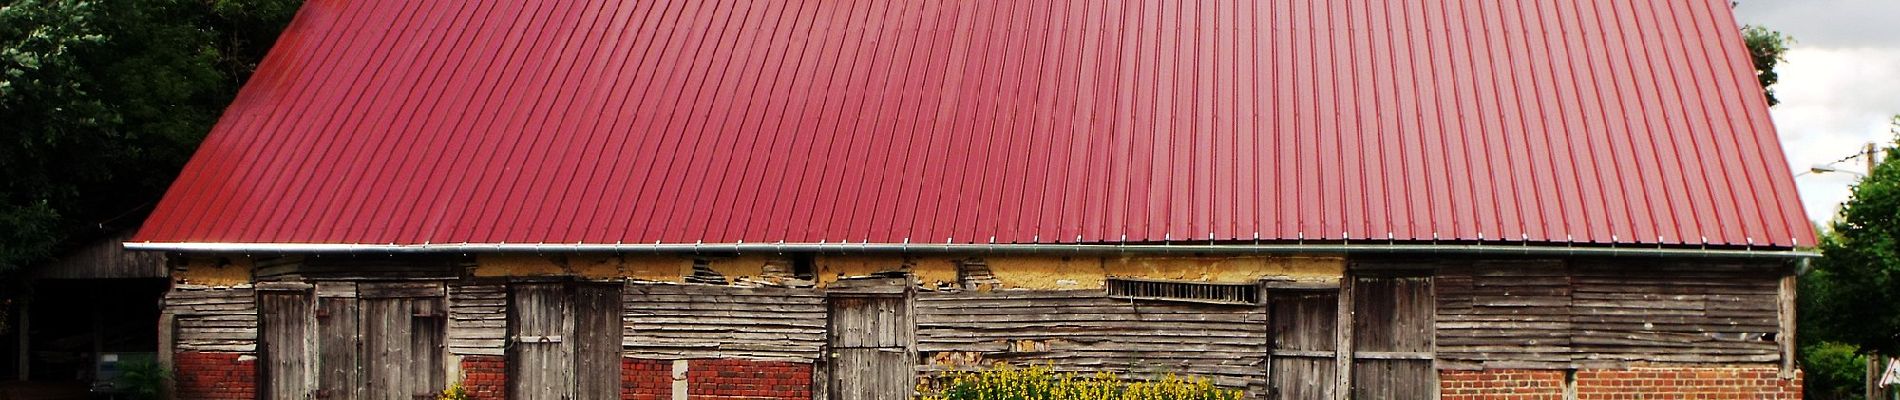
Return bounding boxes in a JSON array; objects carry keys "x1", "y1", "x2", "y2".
[{"x1": 130, "y1": 0, "x2": 1815, "y2": 398}]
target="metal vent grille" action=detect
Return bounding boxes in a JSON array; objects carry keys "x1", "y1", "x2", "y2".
[{"x1": 1106, "y1": 278, "x2": 1259, "y2": 305}]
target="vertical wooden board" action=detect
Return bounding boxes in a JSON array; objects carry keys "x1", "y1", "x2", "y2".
[
  {"x1": 317, "y1": 297, "x2": 362, "y2": 400},
  {"x1": 1778, "y1": 273, "x2": 1797, "y2": 377},
  {"x1": 1269, "y1": 291, "x2": 1337, "y2": 399},
  {"x1": 574, "y1": 283, "x2": 624, "y2": 400},
  {"x1": 510, "y1": 284, "x2": 575, "y2": 400},
  {"x1": 260, "y1": 291, "x2": 316, "y2": 400}
]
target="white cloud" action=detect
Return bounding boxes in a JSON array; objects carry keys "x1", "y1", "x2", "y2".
[
  {"x1": 1769, "y1": 47, "x2": 1900, "y2": 223},
  {"x1": 1731, "y1": 1, "x2": 1900, "y2": 225}
]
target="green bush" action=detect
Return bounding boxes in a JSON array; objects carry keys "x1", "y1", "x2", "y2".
[
  {"x1": 918, "y1": 364, "x2": 1243, "y2": 400},
  {"x1": 1804, "y1": 341, "x2": 1868, "y2": 400}
]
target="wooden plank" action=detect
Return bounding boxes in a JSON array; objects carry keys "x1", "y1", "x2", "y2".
[
  {"x1": 622, "y1": 283, "x2": 828, "y2": 360},
  {"x1": 1333, "y1": 278, "x2": 1354, "y2": 400}
]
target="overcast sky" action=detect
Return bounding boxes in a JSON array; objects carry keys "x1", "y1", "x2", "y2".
[{"x1": 1732, "y1": 0, "x2": 1900, "y2": 225}]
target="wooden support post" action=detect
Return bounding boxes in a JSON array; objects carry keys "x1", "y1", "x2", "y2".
[
  {"x1": 157, "y1": 309, "x2": 175, "y2": 400},
  {"x1": 1334, "y1": 276, "x2": 1355, "y2": 400},
  {"x1": 1871, "y1": 352, "x2": 1882, "y2": 400},
  {"x1": 1778, "y1": 274, "x2": 1798, "y2": 378},
  {"x1": 16, "y1": 296, "x2": 28, "y2": 381}
]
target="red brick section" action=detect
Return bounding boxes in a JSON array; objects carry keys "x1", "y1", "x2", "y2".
[
  {"x1": 173, "y1": 351, "x2": 255, "y2": 400},
  {"x1": 460, "y1": 355, "x2": 508, "y2": 400},
  {"x1": 686, "y1": 359, "x2": 813, "y2": 400},
  {"x1": 1575, "y1": 367, "x2": 1801, "y2": 399},
  {"x1": 617, "y1": 358, "x2": 816, "y2": 400},
  {"x1": 623, "y1": 358, "x2": 672, "y2": 399},
  {"x1": 1441, "y1": 370, "x2": 1567, "y2": 400},
  {"x1": 1440, "y1": 367, "x2": 1803, "y2": 400}
]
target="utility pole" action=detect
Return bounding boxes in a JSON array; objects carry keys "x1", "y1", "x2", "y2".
[
  {"x1": 1869, "y1": 143, "x2": 1890, "y2": 400},
  {"x1": 1870, "y1": 142, "x2": 1881, "y2": 174}
]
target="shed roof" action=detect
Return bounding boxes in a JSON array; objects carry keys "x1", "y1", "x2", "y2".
[{"x1": 133, "y1": 0, "x2": 1816, "y2": 251}]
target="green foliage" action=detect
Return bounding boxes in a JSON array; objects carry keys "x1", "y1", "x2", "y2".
[
  {"x1": 1743, "y1": 25, "x2": 1793, "y2": 106},
  {"x1": 1803, "y1": 342, "x2": 1868, "y2": 400},
  {"x1": 1807, "y1": 117, "x2": 1900, "y2": 356},
  {"x1": 919, "y1": 364, "x2": 1244, "y2": 400},
  {"x1": 116, "y1": 359, "x2": 170, "y2": 400},
  {"x1": 0, "y1": 0, "x2": 302, "y2": 272}
]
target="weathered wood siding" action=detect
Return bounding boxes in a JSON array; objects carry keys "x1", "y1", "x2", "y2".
[
  {"x1": 621, "y1": 284, "x2": 826, "y2": 360},
  {"x1": 1437, "y1": 260, "x2": 1784, "y2": 369},
  {"x1": 34, "y1": 232, "x2": 166, "y2": 279},
  {"x1": 168, "y1": 285, "x2": 259, "y2": 353},
  {"x1": 1570, "y1": 260, "x2": 1781, "y2": 364},
  {"x1": 448, "y1": 282, "x2": 508, "y2": 356},
  {"x1": 916, "y1": 290, "x2": 1269, "y2": 391}
]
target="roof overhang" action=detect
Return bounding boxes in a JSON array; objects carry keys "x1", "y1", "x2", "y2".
[{"x1": 124, "y1": 241, "x2": 1818, "y2": 260}]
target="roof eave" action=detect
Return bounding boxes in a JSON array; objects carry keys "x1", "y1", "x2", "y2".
[{"x1": 122, "y1": 241, "x2": 1818, "y2": 260}]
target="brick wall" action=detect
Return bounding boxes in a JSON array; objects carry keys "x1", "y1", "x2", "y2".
[
  {"x1": 686, "y1": 359, "x2": 814, "y2": 399},
  {"x1": 1575, "y1": 367, "x2": 1801, "y2": 399},
  {"x1": 1440, "y1": 367, "x2": 1802, "y2": 400},
  {"x1": 622, "y1": 358, "x2": 814, "y2": 400},
  {"x1": 174, "y1": 351, "x2": 255, "y2": 400},
  {"x1": 623, "y1": 358, "x2": 672, "y2": 399},
  {"x1": 1440, "y1": 370, "x2": 1567, "y2": 400},
  {"x1": 460, "y1": 355, "x2": 508, "y2": 400}
]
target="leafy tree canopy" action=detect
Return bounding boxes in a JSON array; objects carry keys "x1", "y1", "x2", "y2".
[
  {"x1": 1806, "y1": 116, "x2": 1900, "y2": 356},
  {"x1": 1744, "y1": 25, "x2": 1793, "y2": 106},
  {"x1": 0, "y1": 0, "x2": 301, "y2": 272}
]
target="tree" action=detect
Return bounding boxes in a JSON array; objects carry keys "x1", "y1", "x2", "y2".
[
  {"x1": 1744, "y1": 25, "x2": 1793, "y2": 106},
  {"x1": 1807, "y1": 116, "x2": 1900, "y2": 357},
  {"x1": 0, "y1": 0, "x2": 302, "y2": 272}
]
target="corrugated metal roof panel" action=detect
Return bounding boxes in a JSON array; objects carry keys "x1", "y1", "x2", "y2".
[{"x1": 134, "y1": 0, "x2": 1816, "y2": 249}]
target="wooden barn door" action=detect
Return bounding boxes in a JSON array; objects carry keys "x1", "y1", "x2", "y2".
[
  {"x1": 509, "y1": 282, "x2": 623, "y2": 400},
  {"x1": 360, "y1": 283, "x2": 447, "y2": 400},
  {"x1": 1267, "y1": 291, "x2": 1338, "y2": 400},
  {"x1": 314, "y1": 287, "x2": 362, "y2": 400},
  {"x1": 573, "y1": 283, "x2": 625, "y2": 399},
  {"x1": 1348, "y1": 274, "x2": 1435, "y2": 399},
  {"x1": 510, "y1": 283, "x2": 573, "y2": 400},
  {"x1": 260, "y1": 288, "x2": 317, "y2": 400},
  {"x1": 260, "y1": 282, "x2": 446, "y2": 400},
  {"x1": 827, "y1": 278, "x2": 914, "y2": 400}
]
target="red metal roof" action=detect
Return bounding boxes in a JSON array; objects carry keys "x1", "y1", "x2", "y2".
[{"x1": 133, "y1": 0, "x2": 1817, "y2": 249}]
